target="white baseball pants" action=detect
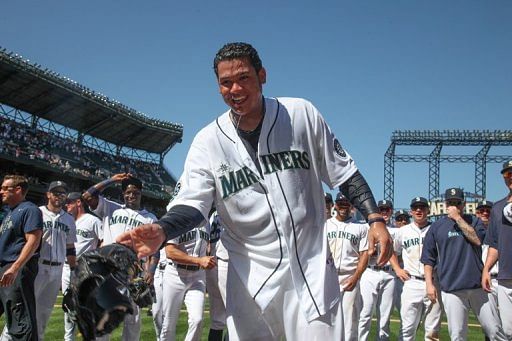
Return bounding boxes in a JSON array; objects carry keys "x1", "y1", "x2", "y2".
[
  {"x1": 339, "y1": 278, "x2": 361, "y2": 341},
  {"x1": 205, "y1": 258, "x2": 228, "y2": 331},
  {"x1": 498, "y1": 279, "x2": 512, "y2": 339}
]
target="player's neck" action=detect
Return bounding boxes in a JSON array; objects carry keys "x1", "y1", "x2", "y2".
[{"x1": 231, "y1": 97, "x2": 265, "y2": 132}]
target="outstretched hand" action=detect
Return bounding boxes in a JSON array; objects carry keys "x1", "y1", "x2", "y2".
[{"x1": 116, "y1": 223, "x2": 166, "y2": 258}]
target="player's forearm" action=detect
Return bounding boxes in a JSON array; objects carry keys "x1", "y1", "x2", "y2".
[
  {"x1": 483, "y1": 247, "x2": 499, "y2": 272},
  {"x1": 340, "y1": 170, "x2": 379, "y2": 220},
  {"x1": 157, "y1": 205, "x2": 205, "y2": 241},
  {"x1": 354, "y1": 251, "x2": 369, "y2": 278},
  {"x1": 11, "y1": 231, "x2": 42, "y2": 272},
  {"x1": 455, "y1": 218, "x2": 481, "y2": 246},
  {"x1": 424, "y1": 265, "x2": 434, "y2": 286},
  {"x1": 165, "y1": 245, "x2": 201, "y2": 266},
  {"x1": 389, "y1": 252, "x2": 402, "y2": 273}
]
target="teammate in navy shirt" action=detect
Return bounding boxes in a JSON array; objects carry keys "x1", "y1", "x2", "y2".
[
  {"x1": 0, "y1": 175, "x2": 43, "y2": 340},
  {"x1": 421, "y1": 187, "x2": 506, "y2": 340},
  {"x1": 482, "y1": 159, "x2": 512, "y2": 339}
]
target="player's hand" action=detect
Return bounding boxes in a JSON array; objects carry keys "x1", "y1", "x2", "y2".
[
  {"x1": 198, "y1": 256, "x2": 217, "y2": 270},
  {"x1": 0, "y1": 265, "x2": 18, "y2": 287},
  {"x1": 446, "y1": 206, "x2": 462, "y2": 221},
  {"x1": 112, "y1": 173, "x2": 133, "y2": 182},
  {"x1": 116, "y1": 223, "x2": 166, "y2": 258},
  {"x1": 426, "y1": 283, "x2": 437, "y2": 303},
  {"x1": 396, "y1": 269, "x2": 410, "y2": 282},
  {"x1": 481, "y1": 270, "x2": 492, "y2": 293},
  {"x1": 144, "y1": 272, "x2": 155, "y2": 285},
  {"x1": 367, "y1": 221, "x2": 393, "y2": 266},
  {"x1": 340, "y1": 275, "x2": 358, "y2": 292}
]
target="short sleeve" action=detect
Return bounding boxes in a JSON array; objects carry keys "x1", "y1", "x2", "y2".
[
  {"x1": 420, "y1": 225, "x2": 438, "y2": 267},
  {"x1": 22, "y1": 205, "x2": 43, "y2": 234}
]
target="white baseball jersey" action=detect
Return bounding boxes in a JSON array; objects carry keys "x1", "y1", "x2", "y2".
[
  {"x1": 39, "y1": 206, "x2": 77, "y2": 263},
  {"x1": 170, "y1": 97, "x2": 357, "y2": 321},
  {"x1": 168, "y1": 223, "x2": 210, "y2": 257},
  {"x1": 210, "y1": 212, "x2": 229, "y2": 260},
  {"x1": 93, "y1": 196, "x2": 157, "y2": 245},
  {"x1": 74, "y1": 213, "x2": 102, "y2": 256},
  {"x1": 325, "y1": 217, "x2": 368, "y2": 280},
  {"x1": 393, "y1": 222, "x2": 431, "y2": 277}
]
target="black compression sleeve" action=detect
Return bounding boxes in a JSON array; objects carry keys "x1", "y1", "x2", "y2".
[
  {"x1": 156, "y1": 205, "x2": 206, "y2": 241},
  {"x1": 340, "y1": 170, "x2": 379, "y2": 220}
]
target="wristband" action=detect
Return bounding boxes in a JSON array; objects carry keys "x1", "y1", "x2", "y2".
[{"x1": 367, "y1": 217, "x2": 386, "y2": 226}]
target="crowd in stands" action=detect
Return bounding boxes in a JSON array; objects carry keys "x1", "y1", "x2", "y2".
[{"x1": 0, "y1": 116, "x2": 174, "y2": 198}]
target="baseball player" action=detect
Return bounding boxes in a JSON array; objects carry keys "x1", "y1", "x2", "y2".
[
  {"x1": 422, "y1": 188, "x2": 506, "y2": 340},
  {"x1": 394, "y1": 209, "x2": 410, "y2": 228},
  {"x1": 358, "y1": 225, "x2": 398, "y2": 340},
  {"x1": 325, "y1": 192, "x2": 334, "y2": 220},
  {"x1": 82, "y1": 173, "x2": 157, "y2": 340},
  {"x1": 32, "y1": 181, "x2": 77, "y2": 340},
  {"x1": 0, "y1": 175, "x2": 43, "y2": 341},
  {"x1": 158, "y1": 217, "x2": 215, "y2": 341},
  {"x1": 325, "y1": 192, "x2": 368, "y2": 341},
  {"x1": 483, "y1": 160, "x2": 512, "y2": 339},
  {"x1": 378, "y1": 200, "x2": 394, "y2": 227},
  {"x1": 62, "y1": 192, "x2": 103, "y2": 341},
  {"x1": 391, "y1": 196, "x2": 442, "y2": 340},
  {"x1": 117, "y1": 42, "x2": 393, "y2": 340},
  {"x1": 206, "y1": 211, "x2": 229, "y2": 341}
]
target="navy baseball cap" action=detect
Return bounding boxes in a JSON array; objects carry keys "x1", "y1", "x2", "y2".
[
  {"x1": 335, "y1": 192, "x2": 349, "y2": 203},
  {"x1": 325, "y1": 192, "x2": 333, "y2": 203},
  {"x1": 67, "y1": 192, "x2": 82, "y2": 201},
  {"x1": 476, "y1": 200, "x2": 493, "y2": 210},
  {"x1": 121, "y1": 177, "x2": 143, "y2": 191},
  {"x1": 48, "y1": 181, "x2": 68, "y2": 192},
  {"x1": 378, "y1": 200, "x2": 393, "y2": 209},
  {"x1": 445, "y1": 188, "x2": 464, "y2": 201},
  {"x1": 501, "y1": 160, "x2": 512, "y2": 174},
  {"x1": 410, "y1": 196, "x2": 429, "y2": 208},
  {"x1": 394, "y1": 209, "x2": 410, "y2": 219}
]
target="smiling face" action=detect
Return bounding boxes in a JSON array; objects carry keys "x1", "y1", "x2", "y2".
[
  {"x1": 217, "y1": 57, "x2": 266, "y2": 119},
  {"x1": 123, "y1": 184, "x2": 142, "y2": 210},
  {"x1": 410, "y1": 204, "x2": 429, "y2": 226}
]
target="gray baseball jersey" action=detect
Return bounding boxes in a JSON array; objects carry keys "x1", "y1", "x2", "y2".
[
  {"x1": 39, "y1": 206, "x2": 77, "y2": 263},
  {"x1": 170, "y1": 97, "x2": 358, "y2": 321},
  {"x1": 74, "y1": 213, "x2": 102, "y2": 256}
]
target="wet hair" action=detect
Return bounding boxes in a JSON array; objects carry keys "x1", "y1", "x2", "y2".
[
  {"x1": 213, "y1": 42, "x2": 263, "y2": 77},
  {"x1": 3, "y1": 175, "x2": 29, "y2": 194}
]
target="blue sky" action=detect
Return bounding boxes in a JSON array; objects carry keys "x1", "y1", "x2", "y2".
[{"x1": 1, "y1": 1, "x2": 511, "y2": 208}]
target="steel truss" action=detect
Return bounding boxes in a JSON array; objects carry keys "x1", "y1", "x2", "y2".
[{"x1": 384, "y1": 130, "x2": 512, "y2": 202}]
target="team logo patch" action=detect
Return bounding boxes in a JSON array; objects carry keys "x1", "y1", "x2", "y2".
[
  {"x1": 170, "y1": 181, "x2": 181, "y2": 201},
  {"x1": 334, "y1": 138, "x2": 346, "y2": 158}
]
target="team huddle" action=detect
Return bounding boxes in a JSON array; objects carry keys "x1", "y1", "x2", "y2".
[{"x1": 0, "y1": 41, "x2": 511, "y2": 341}]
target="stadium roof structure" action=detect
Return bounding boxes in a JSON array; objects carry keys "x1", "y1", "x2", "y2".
[{"x1": 0, "y1": 47, "x2": 183, "y2": 155}]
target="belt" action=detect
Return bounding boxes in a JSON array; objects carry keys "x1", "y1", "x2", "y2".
[
  {"x1": 169, "y1": 262, "x2": 200, "y2": 271},
  {"x1": 42, "y1": 260, "x2": 62, "y2": 266},
  {"x1": 368, "y1": 265, "x2": 391, "y2": 272},
  {"x1": 411, "y1": 275, "x2": 425, "y2": 281}
]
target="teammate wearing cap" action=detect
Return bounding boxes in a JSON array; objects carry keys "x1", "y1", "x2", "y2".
[
  {"x1": 325, "y1": 193, "x2": 334, "y2": 220},
  {"x1": 82, "y1": 173, "x2": 157, "y2": 340},
  {"x1": 35, "y1": 180, "x2": 77, "y2": 340},
  {"x1": 116, "y1": 42, "x2": 393, "y2": 339},
  {"x1": 391, "y1": 196, "x2": 441, "y2": 340},
  {"x1": 394, "y1": 210, "x2": 410, "y2": 228},
  {"x1": 0, "y1": 175, "x2": 42, "y2": 340},
  {"x1": 62, "y1": 192, "x2": 102, "y2": 341},
  {"x1": 483, "y1": 160, "x2": 512, "y2": 339},
  {"x1": 205, "y1": 211, "x2": 229, "y2": 341},
  {"x1": 325, "y1": 192, "x2": 368, "y2": 341},
  {"x1": 378, "y1": 200, "x2": 394, "y2": 227},
  {"x1": 422, "y1": 188, "x2": 506, "y2": 340}
]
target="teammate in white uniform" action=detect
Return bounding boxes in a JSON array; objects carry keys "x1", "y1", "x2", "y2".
[
  {"x1": 325, "y1": 193, "x2": 368, "y2": 341},
  {"x1": 325, "y1": 192, "x2": 334, "y2": 220},
  {"x1": 62, "y1": 192, "x2": 102, "y2": 341},
  {"x1": 36, "y1": 181, "x2": 77, "y2": 340},
  {"x1": 116, "y1": 42, "x2": 393, "y2": 340},
  {"x1": 391, "y1": 196, "x2": 442, "y2": 340},
  {"x1": 206, "y1": 211, "x2": 229, "y2": 341},
  {"x1": 159, "y1": 217, "x2": 215, "y2": 341},
  {"x1": 83, "y1": 174, "x2": 157, "y2": 341}
]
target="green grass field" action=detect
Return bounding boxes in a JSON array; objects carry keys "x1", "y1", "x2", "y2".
[{"x1": 0, "y1": 294, "x2": 485, "y2": 340}]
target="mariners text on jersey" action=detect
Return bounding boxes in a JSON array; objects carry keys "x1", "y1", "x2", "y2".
[
  {"x1": 178, "y1": 229, "x2": 210, "y2": 244},
  {"x1": 403, "y1": 237, "x2": 424, "y2": 250},
  {"x1": 43, "y1": 220, "x2": 71, "y2": 233},
  {"x1": 326, "y1": 230, "x2": 359, "y2": 246},
  {"x1": 219, "y1": 150, "x2": 310, "y2": 199},
  {"x1": 109, "y1": 214, "x2": 145, "y2": 228}
]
